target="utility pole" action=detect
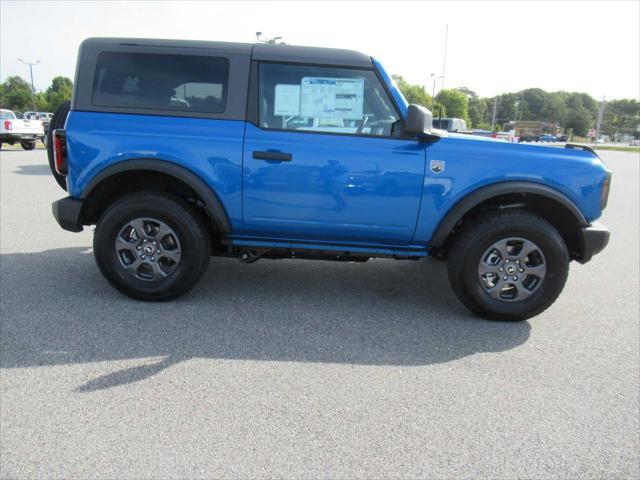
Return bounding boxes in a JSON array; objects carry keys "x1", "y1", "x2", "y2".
[
  {"x1": 595, "y1": 96, "x2": 606, "y2": 148},
  {"x1": 491, "y1": 97, "x2": 498, "y2": 131},
  {"x1": 17, "y1": 58, "x2": 40, "y2": 111},
  {"x1": 513, "y1": 101, "x2": 519, "y2": 136}
]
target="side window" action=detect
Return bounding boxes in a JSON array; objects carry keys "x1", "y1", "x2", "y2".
[
  {"x1": 259, "y1": 63, "x2": 400, "y2": 136},
  {"x1": 92, "y1": 51, "x2": 229, "y2": 114}
]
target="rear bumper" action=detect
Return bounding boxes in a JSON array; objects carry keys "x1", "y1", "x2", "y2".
[
  {"x1": 0, "y1": 133, "x2": 42, "y2": 143},
  {"x1": 577, "y1": 222, "x2": 610, "y2": 264},
  {"x1": 52, "y1": 197, "x2": 84, "y2": 232}
]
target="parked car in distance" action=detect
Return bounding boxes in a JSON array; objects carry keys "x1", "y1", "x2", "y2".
[
  {"x1": 23, "y1": 111, "x2": 54, "y2": 137},
  {"x1": 23, "y1": 111, "x2": 52, "y2": 120},
  {"x1": 432, "y1": 117, "x2": 468, "y2": 132},
  {"x1": 0, "y1": 108, "x2": 45, "y2": 150},
  {"x1": 539, "y1": 134, "x2": 557, "y2": 142},
  {"x1": 48, "y1": 37, "x2": 611, "y2": 321},
  {"x1": 491, "y1": 131, "x2": 515, "y2": 142}
]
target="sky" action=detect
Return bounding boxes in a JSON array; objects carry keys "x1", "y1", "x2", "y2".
[{"x1": 1, "y1": 0, "x2": 639, "y2": 100}]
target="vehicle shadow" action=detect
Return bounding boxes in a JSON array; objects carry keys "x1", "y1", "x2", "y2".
[
  {"x1": 0, "y1": 247, "x2": 531, "y2": 392},
  {"x1": 13, "y1": 163, "x2": 52, "y2": 175}
]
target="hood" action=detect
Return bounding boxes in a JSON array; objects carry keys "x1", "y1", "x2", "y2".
[{"x1": 447, "y1": 132, "x2": 504, "y2": 142}]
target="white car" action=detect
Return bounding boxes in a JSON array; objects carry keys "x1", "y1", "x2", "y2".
[{"x1": 0, "y1": 108, "x2": 45, "y2": 150}]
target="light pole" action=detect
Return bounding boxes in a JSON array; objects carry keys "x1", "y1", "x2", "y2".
[
  {"x1": 17, "y1": 58, "x2": 40, "y2": 111},
  {"x1": 513, "y1": 101, "x2": 519, "y2": 136}
]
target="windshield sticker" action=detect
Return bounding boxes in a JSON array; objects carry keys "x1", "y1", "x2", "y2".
[{"x1": 300, "y1": 77, "x2": 364, "y2": 120}]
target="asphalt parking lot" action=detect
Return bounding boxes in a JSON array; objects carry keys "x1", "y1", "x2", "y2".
[{"x1": 1, "y1": 149, "x2": 638, "y2": 479}]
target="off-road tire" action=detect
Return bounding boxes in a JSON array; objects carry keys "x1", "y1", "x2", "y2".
[
  {"x1": 94, "y1": 192, "x2": 211, "y2": 301},
  {"x1": 447, "y1": 210, "x2": 569, "y2": 321},
  {"x1": 21, "y1": 141, "x2": 36, "y2": 150}
]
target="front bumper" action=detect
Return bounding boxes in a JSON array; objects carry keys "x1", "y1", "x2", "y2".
[
  {"x1": 52, "y1": 197, "x2": 84, "y2": 232},
  {"x1": 577, "y1": 222, "x2": 610, "y2": 264}
]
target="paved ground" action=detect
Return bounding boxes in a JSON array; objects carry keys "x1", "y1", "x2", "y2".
[{"x1": 1, "y1": 149, "x2": 638, "y2": 479}]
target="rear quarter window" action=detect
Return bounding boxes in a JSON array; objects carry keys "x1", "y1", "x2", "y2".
[{"x1": 92, "y1": 52, "x2": 229, "y2": 114}]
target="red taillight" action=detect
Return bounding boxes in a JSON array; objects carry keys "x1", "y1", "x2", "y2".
[
  {"x1": 4, "y1": 120, "x2": 12, "y2": 130},
  {"x1": 53, "y1": 130, "x2": 67, "y2": 176}
]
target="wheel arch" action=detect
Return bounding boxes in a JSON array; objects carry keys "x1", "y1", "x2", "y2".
[
  {"x1": 81, "y1": 159, "x2": 232, "y2": 236},
  {"x1": 430, "y1": 181, "x2": 588, "y2": 258}
]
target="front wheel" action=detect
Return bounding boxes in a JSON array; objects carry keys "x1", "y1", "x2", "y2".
[
  {"x1": 94, "y1": 192, "x2": 211, "y2": 301},
  {"x1": 21, "y1": 141, "x2": 36, "y2": 150},
  {"x1": 447, "y1": 210, "x2": 569, "y2": 321}
]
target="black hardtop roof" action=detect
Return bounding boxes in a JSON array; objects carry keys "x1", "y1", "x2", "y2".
[{"x1": 80, "y1": 37, "x2": 373, "y2": 68}]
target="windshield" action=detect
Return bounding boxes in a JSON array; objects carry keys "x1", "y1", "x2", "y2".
[{"x1": 1, "y1": 110, "x2": 17, "y2": 120}]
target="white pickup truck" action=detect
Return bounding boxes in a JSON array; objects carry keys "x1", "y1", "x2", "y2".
[{"x1": 0, "y1": 108, "x2": 45, "y2": 150}]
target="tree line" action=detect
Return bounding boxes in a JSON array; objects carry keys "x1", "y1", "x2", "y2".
[
  {"x1": 393, "y1": 75, "x2": 639, "y2": 139},
  {"x1": 1, "y1": 73, "x2": 637, "y2": 139},
  {"x1": 0, "y1": 75, "x2": 72, "y2": 114}
]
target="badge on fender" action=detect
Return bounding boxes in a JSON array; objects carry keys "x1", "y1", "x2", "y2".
[{"x1": 430, "y1": 159, "x2": 445, "y2": 174}]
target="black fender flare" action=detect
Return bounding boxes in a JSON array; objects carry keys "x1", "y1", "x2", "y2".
[
  {"x1": 430, "y1": 181, "x2": 588, "y2": 247},
  {"x1": 82, "y1": 159, "x2": 232, "y2": 234}
]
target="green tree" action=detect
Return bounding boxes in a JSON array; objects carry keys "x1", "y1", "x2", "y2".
[
  {"x1": 436, "y1": 88, "x2": 470, "y2": 125},
  {"x1": 457, "y1": 87, "x2": 485, "y2": 129},
  {"x1": 565, "y1": 106, "x2": 592, "y2": 136},
  {"x1": 541, "y1": 93, "x2": 567, "y2": 124},
  {"x1": 0, "y1": 76, "x2": 33, "y2": 111},
  {"x1": 563, "y1": 93, "x2": 596, "y2": 136},
  {"x1": 35, "y1": 91, "x2": 49, "y2": 111},
  {"x1": 44, "y1": 76, "x2": 73, "y2": 112},
  {"x1": 475, "y1": 122, "x2": 493, "y2": 130},
  {"x1": 392, "y1": 75, "x2": 432, "y2": 108},
  {"x1": 520, "y1": 88, "x2": 547, "y2": 120},
  {"x1": 602, "y1": 99, "x2": 640, "y2": 140}
]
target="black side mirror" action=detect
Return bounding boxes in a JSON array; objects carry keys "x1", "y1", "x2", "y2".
[{"x1": 404, "y1": 104, "x2": 433, "y2": 136}]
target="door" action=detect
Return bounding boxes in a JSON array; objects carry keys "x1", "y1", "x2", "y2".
[{"x1": 241, "y1": 62, "x2": 425, "y2": 245}]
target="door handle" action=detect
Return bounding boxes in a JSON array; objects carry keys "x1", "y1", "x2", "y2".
[{"x1": 252, "y1": 151, "x2": 292, "y2": 162}]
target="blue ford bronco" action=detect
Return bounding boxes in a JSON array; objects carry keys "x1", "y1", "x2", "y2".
[{"x1": 48, "y1": 38, "x2": 611, "y2": 320}]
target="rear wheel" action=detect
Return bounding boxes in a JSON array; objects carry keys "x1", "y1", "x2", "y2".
[
  {"x1": 94, "y1": 192, "x2": 211, "y2": 301},
  {"x1": 21, "y1": 141, "x2": 36, "y2": 150},
  {"x1": 447, "y1": 210, "x2": 569, "y2": 321},
  {"x1": 46, "y1": 100, "x2": 71, "y2": 191}
]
